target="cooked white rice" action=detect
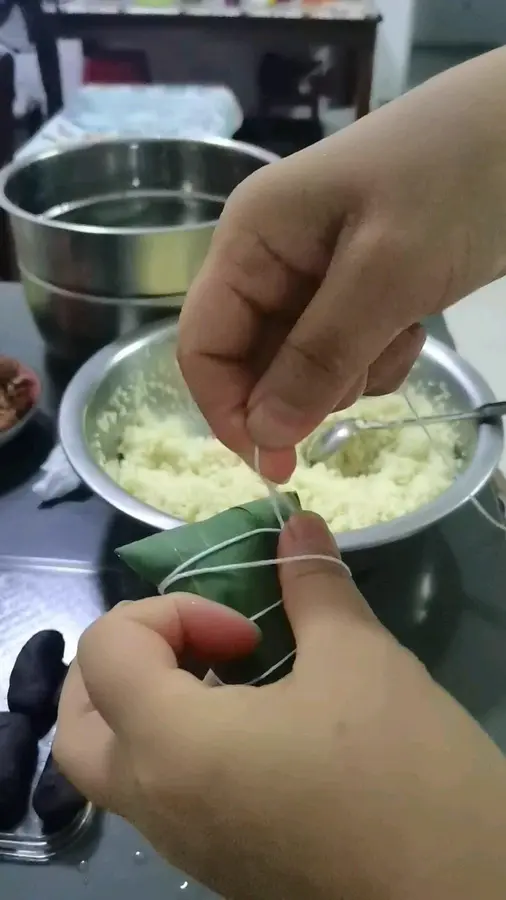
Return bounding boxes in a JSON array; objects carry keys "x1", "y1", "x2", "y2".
[{"x1": 98, "y1": 389, "x2": 460, "y2": 532}]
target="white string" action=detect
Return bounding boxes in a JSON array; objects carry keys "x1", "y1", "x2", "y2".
[
  {"x1": 246, "y1": 649, "x2": 296, "y2": 685},
  {"x1": 470, "y1": 495, "x2": 506, "y2": 533},
  {"x1": 254, "y1": 446, "x2": 287, "y2": 529},
  {"x1": 159, "y1": 551, "x2": 352, "y2": 592},
  {"x1": 401, "y1": 388, "x2": 506, "y2": 536},
  {"x1": 203, "y1": 649, "x2": 296, "y2": 687},
  {"x1": 158, "y1": 448, "x2": 351, "y2": 597},
  {"x1": 158, "y1": 527, "x2": 280, "y2": 594}
]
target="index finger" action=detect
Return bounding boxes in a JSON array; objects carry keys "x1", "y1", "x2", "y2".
[
  {"x1": 178, "y1": 234, "x2": 307, "y2": 482},
  {"x1": 54, "y1": 661, "x2": 119, "y2": 809},
  {"x1": 77, "y1": 594, "x2": 259, "y2": 741},
  {"x1": 178, "y1": 160, "x2": 335, "y2": 480}
]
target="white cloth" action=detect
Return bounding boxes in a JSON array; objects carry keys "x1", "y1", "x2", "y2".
[{"x1": 32, "y1": 444, "x2": 81, "y2": 501}]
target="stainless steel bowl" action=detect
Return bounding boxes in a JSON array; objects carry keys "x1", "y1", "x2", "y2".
[
  {"x1": 0, "y1": 137, "x2": 278, "y2": 361},
  {"x1": 59, "y1": 321, "x2": 504, "y2": 553}
]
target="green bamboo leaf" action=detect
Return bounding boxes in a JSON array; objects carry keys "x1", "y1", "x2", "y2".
[{"x1": 116, "y1": 494, "x2": 301, "y2": 685}]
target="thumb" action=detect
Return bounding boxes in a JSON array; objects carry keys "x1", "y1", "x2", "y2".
[{"x1": 279, "y1": 513, "x2": 379, "y2": 663}]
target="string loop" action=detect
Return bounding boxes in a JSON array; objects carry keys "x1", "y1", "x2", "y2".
[
  {"x1": 401, "y1": 389, "x2": 506, "y2": 536},
  {"x1": 158, "y1": 448, "x2": 351, "y2": 596}
]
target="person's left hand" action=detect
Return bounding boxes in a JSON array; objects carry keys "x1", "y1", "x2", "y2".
[{"x1": 54, "y1": 514, "x2": 506, "y2": 900}]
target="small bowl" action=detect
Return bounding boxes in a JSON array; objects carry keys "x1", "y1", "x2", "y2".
[{"x1": 0, "y1": 359, "x2": 42, "y2": 449}]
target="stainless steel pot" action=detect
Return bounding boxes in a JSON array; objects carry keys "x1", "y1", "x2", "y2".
[
  {"x1": 21, "y1": 273, "x2": 181, "y2": 364},
  {"x1": 59, "y1": 321, "x2": 504, "y2": 554},
  {"x1": 0, "y1": 137, "x2": 278, "y2": 360}
]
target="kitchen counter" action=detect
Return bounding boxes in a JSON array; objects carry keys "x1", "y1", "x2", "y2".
[{"x1": 1, "y1": 283, "x2": 506, "y2": 898}]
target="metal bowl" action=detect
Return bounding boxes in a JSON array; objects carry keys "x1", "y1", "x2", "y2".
[
  {"x1": 0, "y1": 137, "x2": 278, "y2": 362},
  {"x1": 59, "y1": 321, "x2": 504, "y2": 553}
]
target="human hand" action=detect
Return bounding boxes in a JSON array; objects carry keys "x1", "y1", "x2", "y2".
[
  {"x1": 179, "y1": 50, "x2": 506, "y2": 482},
  {"x1": 54, "y1": 514, "x2": 506, "y2": 900}
]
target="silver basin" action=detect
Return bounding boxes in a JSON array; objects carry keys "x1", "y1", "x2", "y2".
[
  {"x1": 59, "y1": 321, "x2": 504, "y2": 553},
  {"x1": 0, "y1": 137, "x2": 278, "y2": 361}
]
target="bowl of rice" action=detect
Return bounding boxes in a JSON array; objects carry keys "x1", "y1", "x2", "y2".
[{"x1": 59, "y1": 320, "x2": 503, "y2": 553}]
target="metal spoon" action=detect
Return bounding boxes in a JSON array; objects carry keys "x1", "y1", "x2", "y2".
[{"x1": 306, "y1": 400, "x2": 506, "y2": 466}]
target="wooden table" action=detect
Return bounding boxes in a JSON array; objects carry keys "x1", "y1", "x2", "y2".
[{"x1": 44, "y1": 0, "x2": 381, "y2": 118}]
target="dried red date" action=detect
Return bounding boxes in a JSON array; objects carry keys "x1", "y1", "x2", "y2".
[
  {"x1": 8, "y1": 375, "x2": 33, "y2": 416},
  {"x1": 0, "y1": 356, "x2": 17, "y2": 383},
  {"x1": 0, "y1": 355, "x2": 36, "y2": 432}
]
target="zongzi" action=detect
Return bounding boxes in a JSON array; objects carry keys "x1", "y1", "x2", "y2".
[{"x1": 116, "y1": 495, "x2": 300, "y2": 686}]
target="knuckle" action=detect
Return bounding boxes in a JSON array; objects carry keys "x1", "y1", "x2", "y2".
[
  {"x1": 366, "y1": 327, "x2": 424, "y2": 395},
  {"x1": 75, "y1": 622, "x2": 94, "y2": 664},
  {"x1": 357, "y1": 217, "x2": 408, "y2": 271},
  {"x1": 76, "y1": 615, "x2": 109, "y2": 668},
  {"x1": 223, "y1": 167, "x2": 269, "y2": 217},
  {"x1": 366, "y1": 371, "x2": 405, "y2": 396},
  {"x1": 281, "y1": 332, "x2": 348, "y2": 389},
  {"x1": 76, "y1": 618, "x2": 99, "y2": 656}
]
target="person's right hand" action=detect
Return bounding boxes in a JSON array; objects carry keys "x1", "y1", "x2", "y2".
[{"x1": 179, "y1": 49, "x2": 506, "y2": 482}]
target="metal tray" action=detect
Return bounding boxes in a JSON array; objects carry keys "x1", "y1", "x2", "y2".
[{"x1": 0, "y1": 556, "x2": 136, "y2": 862}]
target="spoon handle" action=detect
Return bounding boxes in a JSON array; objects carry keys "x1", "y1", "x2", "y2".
[
  {"x1": 368, "y1": 400, "x2": 506, "y2": 431},
  {"x1": 417, "y1": 401, "x2": 506, "y2": 427},
  {"x1": 475, "y1": 401, "x2": 506, "y2": 421}
]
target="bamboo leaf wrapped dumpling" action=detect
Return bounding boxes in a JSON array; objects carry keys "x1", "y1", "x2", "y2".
[{"x1": 116, "y1": 494, "x2": 301, "y2": 686}]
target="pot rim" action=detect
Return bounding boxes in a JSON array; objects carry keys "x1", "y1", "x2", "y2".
[{"x1": 0, "y1": 135, "x2": 279, "y2": 237}]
